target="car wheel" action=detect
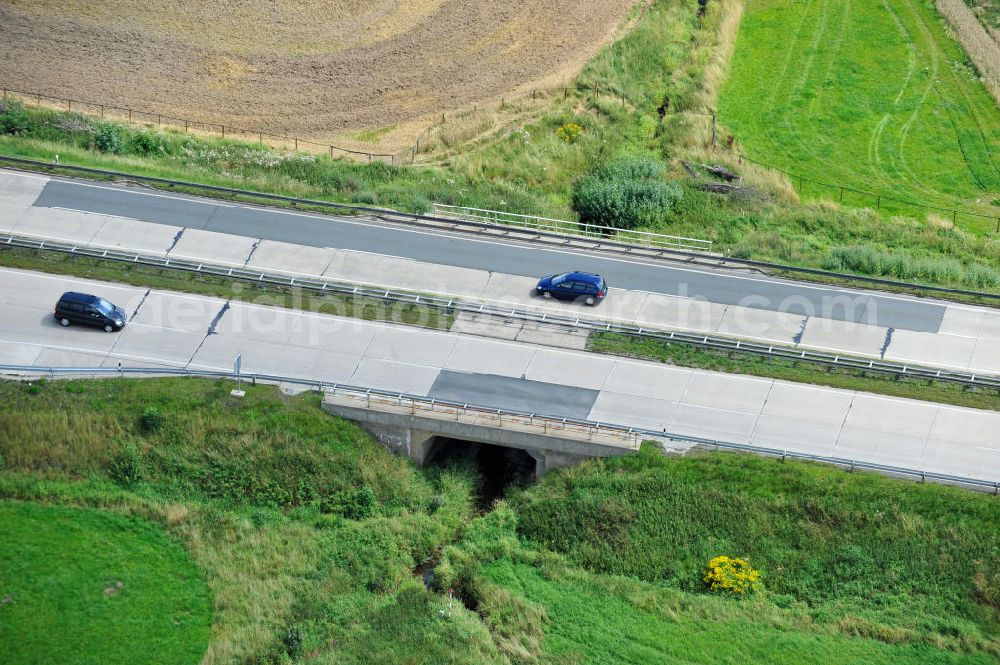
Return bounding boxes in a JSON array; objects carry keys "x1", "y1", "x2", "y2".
[
  {"x1": 541, "y1": 291, "x2": 552, "y2": 299},
  {"x1": 59, "y1": 317, "x2": 70, "y2": 327},
  {"x1": 104, "y1": 324, "x2": 114, "y2": 333},
  {"x1": 585, "y1": 296, "x2": 596, "y2": 306}
]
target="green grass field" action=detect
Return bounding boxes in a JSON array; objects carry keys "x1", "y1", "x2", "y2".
[
  {"x1": 2, "y1": 379, "x2": 999, "y2": 663},
  {"x1": 0, "y1": 500, "x2": 211, "y2": 665},
  {"x1": 720, "y1": 0, "x2": 1000, "y2": 227}
]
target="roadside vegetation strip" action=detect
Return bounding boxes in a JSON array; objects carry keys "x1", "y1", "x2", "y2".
[
  {"x1": 0, "y1": 500, "x2": 211, "y2": 665},
  {"x1": 3, "y1": 378, "x2": 999, "y2": 663},
  {"x1": 719, "y1": 0, "x2": 1000, "y2": 218}
]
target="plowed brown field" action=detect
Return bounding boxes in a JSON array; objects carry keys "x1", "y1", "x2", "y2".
[{"x1": 0, "y1": 0, "x2": 635, "y2": 147}]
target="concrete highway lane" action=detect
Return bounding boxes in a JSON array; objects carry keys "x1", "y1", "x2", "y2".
[
  {"x1": 0, "y1": 267, "x2": 996, "y2": 483},
  {"x1": 30, "y1": 175, "x2": 946, "y2": 332}
]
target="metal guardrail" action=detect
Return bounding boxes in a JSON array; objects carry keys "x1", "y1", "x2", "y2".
[
  {"x1": 432, "y1": 204, "x2": 713, "y2": 252},
  {"x1": 6, "y1": 155, "x2": 1000, "y2": 305},
  {"x1": 5, "y1": 232, "x2": 1000, "y2": 391},
  {"x1": 4, "y1": 155, "x2": 1000, "y2": 303},
  {"x1": 0, "y1": 364, "x2": 996, "y2": 493}
]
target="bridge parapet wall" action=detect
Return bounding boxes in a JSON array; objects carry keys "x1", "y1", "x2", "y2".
[{"x1": 322, "y1": 391, "x2": 639, "y2": 477}]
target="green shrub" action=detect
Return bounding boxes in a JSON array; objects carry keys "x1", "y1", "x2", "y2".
[
  {"x1": 93, "y1": 122, "x2": 126, "y2": 154},
  {"x1": 139, "y1": 406, "x2": 164, "y2": 434},
  {"x1": 571, "y1": 155, "x2": 682, "y2": 230},
  {"x1": 129, "y1": 130, "x2": 168, "y2": 156},
  {"x1": 108, "y1": 441, "x2": 144, "y2": 486},
  {"x1": 321, "y1": 486, "x2": 378, "y2": 520},
  {"x1": 281, "y1": 625, "x2": 304, "y2": 659},
  {"x1": 0, "y1": 100, "x2": 31, "y2": 135}
]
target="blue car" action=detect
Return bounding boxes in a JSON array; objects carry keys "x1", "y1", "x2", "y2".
[{"x1": 535, "y1": 272, "x2": 608, "y2": 306}]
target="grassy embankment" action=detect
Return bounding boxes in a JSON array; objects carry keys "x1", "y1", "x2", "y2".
[
  {"x1": 719, "y1": 0, "x2": 1000, "y2": 222},
  {"x1": 437, "y1": 445, "x2": 1000, "y2": 664},
  {"x1": 1, "y1": 501, "x2": 211, "y2": 665},
  {"x1": 5, "y1": 0, "x2": 1000, "y2": 290},
  {"x1": 3, "y1": 378, "x2": 998, "y2": 664},
  {"x1": 0, "y1": 378, "x2": 489, "y2": 664}
]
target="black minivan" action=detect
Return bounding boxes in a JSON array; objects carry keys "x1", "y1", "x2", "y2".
[{"x1": 53, "y1": 292, "x2": 127, "y2": 332}]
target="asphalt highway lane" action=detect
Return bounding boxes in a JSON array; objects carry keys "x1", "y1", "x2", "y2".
[{"x1": 32, "y1": 177, "x2": 946, "y2": 332}]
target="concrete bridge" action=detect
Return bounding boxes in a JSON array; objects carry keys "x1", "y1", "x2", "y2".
[{"x1": 322, "y1": 391, "x2": 645, "y2": 477}]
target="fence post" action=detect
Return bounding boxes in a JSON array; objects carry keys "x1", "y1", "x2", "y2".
[
  {"x1": 996, "y1": 217, "x2": 999, "y2": 233},
  {"x1": 952, "y1": 209, "x2": 957, "y2": 224},
  {"x1": 221, "y1": 125, "x2": 225, "y2": 139},
  {"x1": 797, "y1": 176, "x2": 803, "y2": 192},
  {"x1": 294, "y1": 138, "x2": 298, "y2": 151},
  {"x1": 839, "y1": 187, "x2": 844, "y2": 202},
  {"x1": 876, "y1": 195, "x2": 881, "y2": 210},
  {"x1": 36, "y1": 94, "x2": 41, "y2": 107},
  {"x1": 157, "y1": 114, "x2": 161, "y2": 126},
  {"x1": 67, "y1": 100, "x2": 71, "y2": 112},
  {"x1": 184, "y1": 120, "x2": 188, "y2": 132},
  {"x1": 711, "y1": 112, "x2": 717, "y2": 150},
  {"x1": 100, "y1": 105, "x2": 104, "y2": 119},
  {"x1": 128, "y1": 109, "x2": 132, "y2": 123}
]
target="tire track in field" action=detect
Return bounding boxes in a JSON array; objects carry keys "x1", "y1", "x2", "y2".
[
  {"x1": 867, "y1": 0, "x2": 924, "y2": 194},
  {"x1": 771, "y1": 0, "x2": 838, "y2": 188},
  {"x1": 763, "y1": 0, "x2": 818, "y2": 114},
  {"x1": 897, "y1": 0, "x2": 999, "y2": 203},
  {"x1": 892, "y1": 0, "x2": 948, "y2": 203},
  {"x1": 777, "y1": 0, "x2": 861, "y2": 192},
  {"x1": 807, "y1": 0, "x2": 852, "y2": 116}
]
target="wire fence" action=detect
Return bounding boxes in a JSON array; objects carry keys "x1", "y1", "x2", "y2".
[
  {"x1": 0, "y1": 364, "x2": 995, "y2": 493},
  {"x1": 1, "y1": 87, "x2": 400, "y2": 164},
  {"x1": 5, "y1": 84, "x2": 995, "y2": 231},
  {"x1": 716, "y1": 146, "x2": 1000, "y2": 234}
]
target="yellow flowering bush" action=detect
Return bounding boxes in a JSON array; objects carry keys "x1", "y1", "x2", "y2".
[
  {"x1": 703, "y1": 555, "x2": 762, "y2": 594},
  {"x1": 556, "y1": 122, "x2": 584, "y2": 143}
]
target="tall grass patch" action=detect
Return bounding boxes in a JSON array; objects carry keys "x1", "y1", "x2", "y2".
[{"x1": 514, "y1": 446, "x2": 1000, "y2": 655}]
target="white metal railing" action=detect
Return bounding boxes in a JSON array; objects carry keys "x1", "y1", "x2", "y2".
[{"x1": 432, "y1": 204, "x2": 714, "y2": 252}]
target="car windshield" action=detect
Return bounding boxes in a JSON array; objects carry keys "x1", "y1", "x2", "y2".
[
  {"x1": 95, "y1": 298, "x2": 117, "y2": 316},
  {"x1": 551, "y1": 273, "x2": 570, "y2": 285}
]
